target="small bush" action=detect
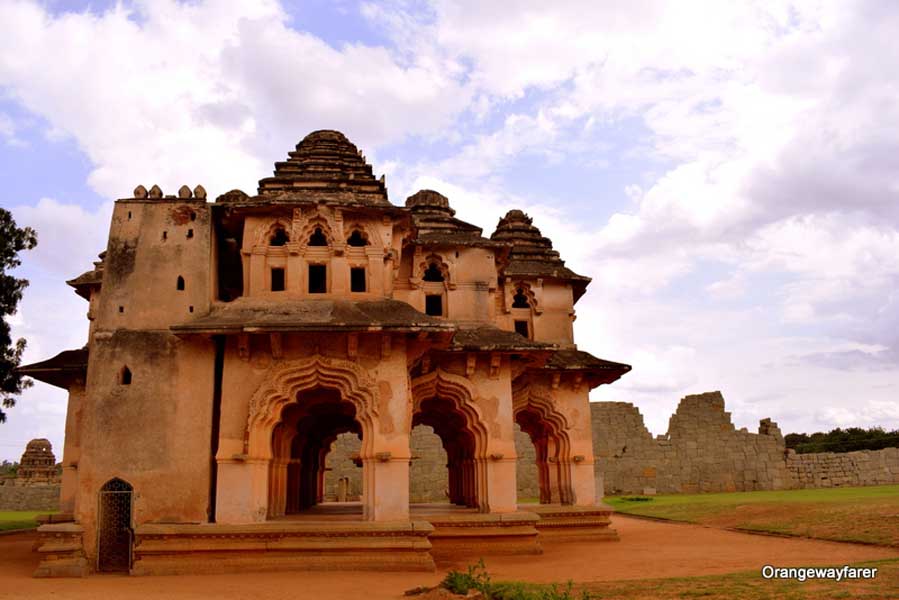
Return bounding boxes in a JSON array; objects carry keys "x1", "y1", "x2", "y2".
[
  {"x1": 444, "y1": 562, "x2": 593, "y2": 600},
  {"x1": 620, "y1": 496, "x2": 653, "y2": 502},
  {"x1": 441, "y1": 559, "x2": 493, "y2": 596}
]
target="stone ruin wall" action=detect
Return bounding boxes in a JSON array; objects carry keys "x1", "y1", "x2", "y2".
[
  {"x1": 787, "y1": 447, "x2": 899, "y2": 489},
  {"x1": 592, "y1": 391, "x2": 899, "y2": 495},
  {"x1": 592, "y1": 392, "x2": 789, "y2": 495}
]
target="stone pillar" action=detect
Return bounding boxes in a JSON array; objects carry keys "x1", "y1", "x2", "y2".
[
  {"x1": 485, "y1": 457, "x2": 517, "y2": 513},
  {"x1": 215, "y1": 459, "x2": 269, "y2": 523}
]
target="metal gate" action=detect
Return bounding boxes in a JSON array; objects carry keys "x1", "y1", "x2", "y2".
[{"x1": 97, "y1": 478, "x2": 133, "y2": 572}]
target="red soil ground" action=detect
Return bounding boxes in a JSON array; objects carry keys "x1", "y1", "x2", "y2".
[{"x1": 2, "y1": 515, "x2": 896, "y2": 599}]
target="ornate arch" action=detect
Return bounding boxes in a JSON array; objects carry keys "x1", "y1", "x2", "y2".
[
  {"x1": 510, "y1": 281, "x2": 538, "y2": 310},
  {"x1": 246, "y1": 356, "x2": 379, "y2": 459},
  {"x1": 344, "y1": 222, "x2": 374, "y2": 247},
  {"x1": 411, "y1": 369, "x2": 489, "y2": 457},
  {"x1": 299, "y1": 217, "x2": 336, "y2": 248},
  {"x1": 416, "y1": 253, "x2": 452, "y2": 285},
  {"x1": 512, "y1": 377, "x2": 571, "y2": 454},
  {"x1": 253, "y1": 219, "x2": 292, "y2": 247}
]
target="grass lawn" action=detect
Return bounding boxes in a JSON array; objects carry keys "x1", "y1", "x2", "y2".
[
  {"x1": 438, "y1": 558, "x2": 899, "y2": 600},
  {"x1": 0, "y1": 510, "x2": 48, "y2": 532},
  {"x1": 606, "y1": 485, "x2": 899, "y2": 546}
]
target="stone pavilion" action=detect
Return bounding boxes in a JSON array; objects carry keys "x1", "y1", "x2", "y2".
[{"x1": 20, "y1": 130, "x2": 630, "y2": 576}]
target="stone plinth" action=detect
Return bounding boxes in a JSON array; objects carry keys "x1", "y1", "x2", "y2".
[
  {"x1": 528, "y1": 504, "x2": 618, "y2": 541},
  {"x1": 131, "y1": 521, "x2": 436, "y2": 575},
  {"x1": 420, "y1": 508, "x2": 541, "y2": 560},
  {"x1": 33, "y1": 523, "x2": 88, "y2": 578}
]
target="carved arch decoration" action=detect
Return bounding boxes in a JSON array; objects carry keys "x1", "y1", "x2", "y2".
[
  {"x1": 411, "y1": 368, "x2": 489, "y2": 457},
  {"x1": 344, "y1": 222, "x2": 375, "y2": 248},
  {"x1": 512, "y1": 376, "x2": 572, "y2": 458},
  {"x1": 292, "y1": 206, "x2": 340, "y2": 249},
  {"x1": 416, "y1": 253, "x2": 454, "y2": 289},
  {"x1": 252, "y1": 218, "x2": 293, "y2": 248},
  {"x1": 510, "y1": 281, "x2": 539, "y2": 310},
  {"x1": 245, "y1": 356, "x2": 379, "y2": 460}
]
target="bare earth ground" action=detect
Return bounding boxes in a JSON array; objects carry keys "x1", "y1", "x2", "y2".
[{"x1": 2, "y1": 515, "x2": 897, "y2": 600}]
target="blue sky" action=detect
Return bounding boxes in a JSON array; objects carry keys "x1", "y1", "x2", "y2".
[{"x1": 2, "y1": 0, "x2": 899, "y2": 461}]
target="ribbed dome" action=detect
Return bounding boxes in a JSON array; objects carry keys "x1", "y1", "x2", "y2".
[
  {"x1": 405, "y1": 189, "x2": 502, "y2": 247},
  {"x1": 253, "y1": 130, "x2": 391, "y2": 206},
  {"x1": 405, "y1": 189, "x2": 455, "y2": 215},
  {"x1": 491, "y1": 210, "x2": 591, "y2": 301}
]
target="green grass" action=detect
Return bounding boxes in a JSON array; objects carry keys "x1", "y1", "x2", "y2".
[
  {"x1": 0, "y1": 510, "x2": 49, "y2": 532},
  {"x1": 428, "y1": 558, "x2": 899, "y2": 600},
  {"x1": 606, "y1": 485, "x2": 899, "y2": 546}
]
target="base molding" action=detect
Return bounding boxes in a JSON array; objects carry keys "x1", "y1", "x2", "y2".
[
  {"x1": 131, "y1": 521, "x2": 436, "y2": 575},
  {"x1": 425, "y1": 511, "x2": 542, "y2": 560},
  {"x1": 528, "y1": 503, "x2": 619, "y2": 541},
  {"x1": 33, "y1": 523, "x2": 88, "y2": 578}
]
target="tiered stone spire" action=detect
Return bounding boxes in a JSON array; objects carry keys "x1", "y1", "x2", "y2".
[
  {"x1": 255, "y1": 130, "x2": 390, "y2": 206},
  {"x1": 405, "y1": 190, "x2": 493, "y2": 245},
  {"x1": 491, "y1": 209, "x2": 591, "y2": 301}
]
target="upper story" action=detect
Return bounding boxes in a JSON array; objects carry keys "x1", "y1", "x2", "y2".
[{"x1": 70, "y1": 130, "x2": 593, "y2": 348}]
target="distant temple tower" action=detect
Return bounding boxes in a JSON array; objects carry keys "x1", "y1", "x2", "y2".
[
  {"x1": 20, "y1": 130, "x2": 630, "y2": 576},
  {"x1": 17, "y1": 439, "x2": 59, "y2": 484}
]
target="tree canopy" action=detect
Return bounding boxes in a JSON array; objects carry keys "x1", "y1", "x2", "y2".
[
  {"x1": 785, "y1": 427, "x2": 899, "y2": 454},
  {"x1": 0, "y1": 207, "x2": 37, "y2": 423}
]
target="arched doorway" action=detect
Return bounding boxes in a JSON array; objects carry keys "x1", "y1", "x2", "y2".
[
  {"x1": 411, "y1": 370, "x2": 490, "y2": 511},
  {"x1": 513, "y1": 385, "x2": 574, "y2": 505},
  {"x1": 269, "y1": 387, "x2": 361, "y2": 516},
  {"x1": 97, "y1": 478, "x2": 133, "y2": 572}
]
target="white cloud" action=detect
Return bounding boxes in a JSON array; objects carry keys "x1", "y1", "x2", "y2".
[{"x1": 0, "y1": 0, "x2": 471, "y2": 200}]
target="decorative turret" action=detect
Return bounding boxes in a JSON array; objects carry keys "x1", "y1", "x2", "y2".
[
  {"x1": 253, "y1": 130, "x2": 391, "y2": 206},
  {"x1": 406, "y1": 189, "x2": 505, "y2": 247},
  {"x1": 491, "y1": 210, "x2": 591, "y2": 302}
]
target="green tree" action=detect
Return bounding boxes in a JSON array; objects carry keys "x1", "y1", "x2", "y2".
[{"x1": 0, "y1": 208, "x2": 37, "y2": 423}]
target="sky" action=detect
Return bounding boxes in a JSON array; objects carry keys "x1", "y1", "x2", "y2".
[{"x1": 2, "y1": 0, "x2": 899, "y2": 462}]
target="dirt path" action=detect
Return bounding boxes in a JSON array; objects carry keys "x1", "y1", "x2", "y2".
[{"x1": 3, "y1": 515, "x2": 896, "y2": 599}]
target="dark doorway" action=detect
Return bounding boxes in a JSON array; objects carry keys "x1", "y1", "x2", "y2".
[
  {"x1": 514, "y1": 320, "x2": 530, "y2": 338},
  {"x1": 271, "y1": 268, "x2": 285, "y2": 292},
  {"x1": 425, "y1": 294, "x2": 443, "y2": 316},
  {"x1": 97, "y1": 478, "x2": 133, "y2": 572},
  {"x1": 350, "y1": 267, "x2": 366, "y2": 292},
  {"x1": 309, "y1": 265, "x2": 327, "y2": 293}
]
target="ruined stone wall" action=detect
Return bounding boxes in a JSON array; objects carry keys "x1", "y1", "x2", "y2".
[
  {"x1": 787, "y1": 447, "x2": 899, "y2": 488},
  {"x1": 0, "y1": 480, "x2": 60, "y2": 511},
  {"x1": 592, "y1": 392, "x2": 789, "y2": 495}
]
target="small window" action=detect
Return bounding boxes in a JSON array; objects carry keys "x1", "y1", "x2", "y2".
[
  {"x1": 350, "y1": 267, "x2": 366, "y2": 292},
  {"x1": 271, "y1": 268, "x2": 285, "y2": 292},
  {"x1": 118, "y1": 306, "x2": 124, "y2": 313},
  {"x1": 425, "y1": 294, "x2": 443, "y2": 316},
  {"x1": 512, "y1": 288, "x2": 530, "y2": 308},
  {"x1": 308, "y1": 227, "x2": 328, "y2": 246},
  {"x1": 190, "y1": 211, "x2": 197, "y2": 221},
  {"x1": 514, "y1": 320, "x2": 530, "y2": 338},
  {"x1": 189, "y1": 305, "x2": 194, "y2": 313},
  {"x1": 162, "y1": 231, "x2": 168, "y2": 241},
  {"x1": 187, "y1": 229, "x2": 194, "y2": 239},
  {"x1": 347, "y1": 230, "x2": 368, "y2": 247},
  {"x1": 309, "y1": 264, "x2": 327, "y2": 293},
  {"x1": 270, "y1": 228, "x2": 289, "y2": 246},
  {"x1": 120, "y1": 366, "x2": 132, "y2": 385},
  {"x1": 423, "y1": 263, "x2": 444, "y2": 282},
  {"x1": 127, "y1": 211, "x2": 132, "y2": 220},
  {"x1": 176, "y1": 276, "x2": 185, "y2": 291}
]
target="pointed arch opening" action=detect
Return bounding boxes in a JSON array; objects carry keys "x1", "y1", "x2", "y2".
[
  {"x1": 97, "y1": 478, "x2": 133, "y2": 572},
  {"x1": 308, "y1": 227, "x2": 328, "y2": 246}
]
